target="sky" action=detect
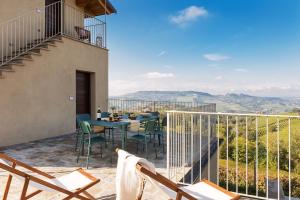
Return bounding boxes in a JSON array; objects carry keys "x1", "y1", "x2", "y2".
[{"x1": 104, "y1": 0, "x2": 300, "y2": 97}]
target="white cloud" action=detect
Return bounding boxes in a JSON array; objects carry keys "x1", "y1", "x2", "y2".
[
  {"x1": 157, "y1": 51, "x2": 166, "y2": 57},
  {"x1": 163, "y1": 65, "x2": 173, "y2": 69},
  {"x1": 203, "y1": 53, "x2": 231, "y2": 61},
  {"x1": 109, "y1": 77, "x2": 300, "y2": 98},
  {"x1": 109, "y1": 80, "x2": 139, "y2": 96},
  {"x1": 142, "y1": 72, "x2": 175, "y2": 79},
  {"x1": 170, "y1": 6, "x2": 208, "y2": 26},
  {"x1": 215, "y1": 76, "x2": 223, "y2": 80},
  {"x1": 234, "y1": 68, "x2": 249, "y2": 72}
]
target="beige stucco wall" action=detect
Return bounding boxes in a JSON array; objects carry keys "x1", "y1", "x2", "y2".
[
  {"x1": 0, "y1": 0, "x2": 44, "y2": 23},
  {"x1": 0, "y1": 37, "x2": 108, "y2": 147}
]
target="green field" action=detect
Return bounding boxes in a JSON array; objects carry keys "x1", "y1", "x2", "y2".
[{"x1": 217, "y1": 113, "x2": 300, "y2": 197}]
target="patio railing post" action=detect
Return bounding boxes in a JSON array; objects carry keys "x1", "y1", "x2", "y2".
[{"x1": 60, "y1": 0, "x2": 64, "y2": 35}]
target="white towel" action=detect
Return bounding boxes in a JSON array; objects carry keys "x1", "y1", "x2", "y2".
[{"x1": 116, "y1": 150, "x2": 155, "y2": 200}]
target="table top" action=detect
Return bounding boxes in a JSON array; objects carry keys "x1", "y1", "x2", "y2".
[{"x1": 88, "y1": 120, "x2": 130, "y2": 128}]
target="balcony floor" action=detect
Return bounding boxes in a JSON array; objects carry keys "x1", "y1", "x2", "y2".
[{"x1": 0, "y1": 133, "x2": 254, "y2": 200}]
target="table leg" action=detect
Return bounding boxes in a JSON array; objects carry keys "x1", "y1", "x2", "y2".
[
  {"x1": 121, "y1": 126, "x2": 125, "y2": 150},
  {"x1": 121, "y1": 125, "x2": 128, "y2": 150},
  {"x1": 111, "y1": 128, "x2": 114, "y2": 148}
]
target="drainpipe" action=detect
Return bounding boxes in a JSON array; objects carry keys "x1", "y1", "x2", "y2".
[{"x1": 105, "y1": 0, "x2": 107, "y2": 48}]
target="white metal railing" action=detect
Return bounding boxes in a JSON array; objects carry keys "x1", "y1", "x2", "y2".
[
  {"x1": 63, "y1": 3, "x2": 106, "y2": 48},
  {"x1": 167, "y1": 110, "x2": 300, "y2": 199},
  {"x1": 0, "y1": 1, "x2": 106, "y2": 67},
  {"x1": 108, "y1": 98, "x2": 216, "y2": 114}
]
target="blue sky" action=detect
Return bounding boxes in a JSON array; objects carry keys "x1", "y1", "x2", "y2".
[{"x1": 105, "y1": 0, "x2": 300, "y2": 97}]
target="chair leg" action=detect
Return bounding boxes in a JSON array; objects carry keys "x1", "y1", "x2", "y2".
[
  {"x1": 162, "y1": 134, "x2": 165, "y2": 154},
  {"x1": 158, "y1": 134, "x2": 161, "y2": 146},
  {"x1": 20, "y1": 176, "x2": 30, "y2": 199},
  {"x1": 75, "y1": 132, "x2": 79, "y2": 151},
  {"x1": 86, "y1": 144, "x2": 91, "y2": 169},
  {"x1": 100, "y1": 144, "x2": 103, "y2": 159},
  {"x1": 77, "y1": 136, "x2": 83, "y2": 163},
  {"x1": 82, "y1": 191, "x2": 97, "y2": 200},
  {"x1": 104, "y1": 131, "x2": 108, "y2": 148},
  {"x1": 3, "y1": 175, "x2": 13, "y2": 200},
  {"x1": 111, "y1": 129, "x2": 115, "y2": 148},
  {"x1": 145, "y1": 137, "x2": 148, "y2": 159},
  {"x1": 81, "y1": 135, "x2": 85, "y2": 156}
]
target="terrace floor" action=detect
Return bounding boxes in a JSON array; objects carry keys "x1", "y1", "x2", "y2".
[{"x1": 0, "y1": 132, "x2": 254, "y2": 200}]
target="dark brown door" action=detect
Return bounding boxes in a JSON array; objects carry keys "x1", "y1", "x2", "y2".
[
  {"x1": 45, "y1": 0, "x2": 61, "y2": 37},
  {"x1": 76, "y1": 71, "x2": 91, "y2": 115}
]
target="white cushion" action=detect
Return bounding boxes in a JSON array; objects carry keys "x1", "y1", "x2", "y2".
[
  {"x1": 160, "y1": 181, "x2": 236, "y2": 200},
  {"x1": 29, "y1": 170, "x2": 93, "y2": 192}
]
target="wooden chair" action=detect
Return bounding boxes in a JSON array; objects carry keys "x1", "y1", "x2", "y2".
[
  {"x1": 136, "y1": 163, "x2": 240, "y2": 200},
  {"x1": 0, "y1": 153, "x2": 100, "y2": 200},
  {"x1": 115, "y1": 148, "x2": 240, "y2": 200}
]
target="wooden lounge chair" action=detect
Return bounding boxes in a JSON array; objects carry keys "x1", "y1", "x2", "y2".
[
  {"x1": 0, "y1": 153, "x2": 100, "y2": 200},
  {"x1": 115, "y1": 148, "x2": 240, "y2": 200}
]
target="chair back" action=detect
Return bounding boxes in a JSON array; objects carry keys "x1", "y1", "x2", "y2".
[
  {"x1": 76, "y1": 114, "x2": 91, "y2": 124},
  {"x1": 145, "y1": 120, "x2": 157, "y2": 133},
  {"x1": 79, "y1": 121, "x2": 93, "y2": 135}
]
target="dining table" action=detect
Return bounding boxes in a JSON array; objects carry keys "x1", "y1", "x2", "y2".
[{"x1": 88, "y1": 115, "x2": 159, "y2": 150}]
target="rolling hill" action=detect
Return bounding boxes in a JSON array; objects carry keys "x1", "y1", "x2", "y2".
[{"x1": 112, "y1": 91, "x2": 300, "y2": 113}]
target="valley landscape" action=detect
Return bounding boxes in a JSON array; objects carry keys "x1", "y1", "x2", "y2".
[{"x1": 113, "y1": 91, "x2": 300, "y2": 114}]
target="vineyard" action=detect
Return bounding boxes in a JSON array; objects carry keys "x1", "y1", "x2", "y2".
[{"x1": 217, "y1": 114, "x2": 300, "y2": 197}]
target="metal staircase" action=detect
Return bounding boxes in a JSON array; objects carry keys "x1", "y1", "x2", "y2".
[{"x1": 0, "y1": 36, "x2": 63, "y2": 79}]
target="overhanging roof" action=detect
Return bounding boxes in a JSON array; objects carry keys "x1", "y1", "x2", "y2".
[{"x1": 76, "y1": 0, "x2": 117, "y2": 16}]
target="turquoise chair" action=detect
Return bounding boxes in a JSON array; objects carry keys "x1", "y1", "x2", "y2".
[
  {"x1": 76, "y1": 121, "x2": 107, "y2": 168},
  {"x1": 130, "y1": 120, "x2": 157, "y2": 158},
  {"x1": 76, "y1": 114, "x2": 108, "y2": 151},
  {"x1": 75, "y1": 114, "x2": 92, "y2": 151}
]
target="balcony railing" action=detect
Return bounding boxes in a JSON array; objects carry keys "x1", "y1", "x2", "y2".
[
  {"x1": 166, "y1": 110, "x2": 300, "y2": 199},
  {"x1": 0, "y1": 1, "x2": 106, "y2": 67},
  {"x1": 108, "y1": 98, "x2": 216, "y2": 115},
  {"x1": 63, "y1": 3, "x2": 106, "y2": 48}
]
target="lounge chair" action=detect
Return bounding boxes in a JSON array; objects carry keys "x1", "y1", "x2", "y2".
[
  {"x1": 0, "y1": 153, "x2": 100, "y2": 200},
  {"x1": 116, "y1": 149, "x2": 240, "y2": 200}
]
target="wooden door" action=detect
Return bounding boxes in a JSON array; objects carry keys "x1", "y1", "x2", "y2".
[
  {"x1": 45, "y1": 0, "x2": 61, "y2": 37},
  {"x1": 76, "y1": 71, "x2": 91, "y2": 115}
]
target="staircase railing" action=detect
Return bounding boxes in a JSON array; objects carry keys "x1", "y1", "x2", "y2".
[
  {"x1": 0, "y1": 1, "x2": 61, "y2": 67},
  {"x1": 0, "y1": 1, "x2": 106, "y2": 67}
]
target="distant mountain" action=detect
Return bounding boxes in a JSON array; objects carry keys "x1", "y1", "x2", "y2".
[{"x1": 112, "y1": 91, "x2": 300, "y2": 113}]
